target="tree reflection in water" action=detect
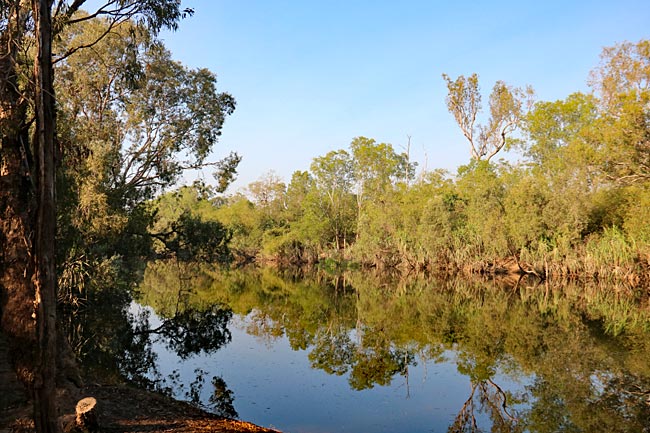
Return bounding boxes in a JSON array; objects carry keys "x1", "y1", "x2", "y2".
[
  {"x1": 89, "y1": 260, "x2": 650, "y2": 432},
  {"x1": 449, "y1": 352, "x2": 523, "y2": 433},
  {"x1": 64, "y1": 268, "x2": 239, "y2": 418},
  {"x1": 135, "y1": 304, "x2": 232, "y2": 359},
  {"x1": 450, "y1": 379, "x2": 520, "y2": 433}
]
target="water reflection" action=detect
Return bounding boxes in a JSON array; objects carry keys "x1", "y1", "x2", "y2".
[
  {"x1": 70, "y1": 260, "x2": 650, "y2": 432},
  {"x1": 141, "y1": 262, "x2": 650, "y2": 431},
  {"x1": 450, "y1": 379, "x2": 520, "y2": 433},
  {"x1": 138, "y1": 304, "x2": 232, "y2": 360},
  {"x1": 63, "y1": 264, "x2": 238, "y2": 416}
]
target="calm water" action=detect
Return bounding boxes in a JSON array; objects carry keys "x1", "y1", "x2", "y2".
[
  {"x1": 143, "y1": 307, "x2": 529, "y2": 433},
  {"x1": 119, "y1": 263, "x2": 650, "y2": 433}
]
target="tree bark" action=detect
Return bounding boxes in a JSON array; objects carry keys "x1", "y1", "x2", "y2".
[
  {"x1": 31, "y1": 0, "x2": 59, "y2": 431},
  {"x1": 1, "y1": 1, "x2": 60, "y2": 432},
  {"x1": 0, "y1": 0, "x2": 38, "y2": 396}
]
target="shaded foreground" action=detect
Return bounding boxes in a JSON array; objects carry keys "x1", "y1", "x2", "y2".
[
  {"x1": 78, "y1": 384, "x2": 279, "y2": 433},
  {"x1": 1, "y1": 377, "x2": 279, "y2": 433}
]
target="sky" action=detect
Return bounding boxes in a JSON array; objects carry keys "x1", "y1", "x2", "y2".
[{"x1": 151, "y1": 0, "x2": 650, "y2": 192}]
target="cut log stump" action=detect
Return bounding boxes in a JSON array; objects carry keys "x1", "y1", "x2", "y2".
[{"x1": 73, "y1": 397, "x2": 99, "y2": 432}]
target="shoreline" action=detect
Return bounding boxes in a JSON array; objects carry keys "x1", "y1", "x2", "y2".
[{"x1": 2, "y1": 381, "x2": 281, "y2": 433}]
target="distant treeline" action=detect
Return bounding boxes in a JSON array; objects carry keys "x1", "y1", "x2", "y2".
[{"x1": 154, "y1": 40, "x2": 650, "y2": 283}]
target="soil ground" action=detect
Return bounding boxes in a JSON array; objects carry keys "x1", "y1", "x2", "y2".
[{"x1": 2, "y1": 382, "x2": 280, "y2": 433}]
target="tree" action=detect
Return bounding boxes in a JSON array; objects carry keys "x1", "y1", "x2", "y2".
[
  {"x1": 32, "y1": 1, "x2": 58, "y2": 430},
  {"x1": 54, "y1": 13, "x2": 236, "y2": 300},
  {"x1": 285, "y1": 170, "x2": 314, "y2": 222},
  {"x1": 523, "y1": 92, "x2": 599, "y2": 167},
  {"x1": 309, "y1": 150, "x2": 357, "y2": 249},
  {"x1": 214, "y1": 194, "x2": 262, "y2": 258},
  {"x1": 278, "y1": 170, "x2": 328, "y2": 257},
  {"x1": 1, "y1": 1, "x2": 62, "y2": 429},
  {"x1": 521, "y1": 93, "x2": 602, "y2": 243},
  {"x1": 443, "y1": 73, "x2": 533, "y2": 162},
  {"x1": 56, "y1": 16, "x2": 235, "y2": 208},
  {"x1": 0, "y1": 2, "x2": 205, "y2": 430},
  {"x1": 454, "y1": 161, "x2": 510, "y2": 255},
  {"x1": 589, "y1": 40, "x2": 650, "y2": 184},
  {"x1": 349, "y1": 136, "x2": 414, "y2": 213},
  {"x1": 246, "y1": 171, "x2": 287, "y2": 225}
]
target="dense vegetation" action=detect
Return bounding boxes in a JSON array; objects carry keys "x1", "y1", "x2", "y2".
[
  {"x1": 0, "y1": 2, "x2": 236, "y2": 430},
  {"x1": 161, "y1": 40, "x2": 649, "y2": 282}
]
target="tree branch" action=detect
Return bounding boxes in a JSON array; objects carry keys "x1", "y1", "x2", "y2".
[{"x1": 53, "y1": 16, "x2": 121, "y2": 64}]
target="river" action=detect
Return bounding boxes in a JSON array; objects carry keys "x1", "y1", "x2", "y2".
[{"x1": 89, "y1": 262, "x2": 650, "y2": 432}]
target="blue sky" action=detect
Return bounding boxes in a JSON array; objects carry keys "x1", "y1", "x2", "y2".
[{"x1": 154, "y1": 0, "x2": 650, "y2": 191}]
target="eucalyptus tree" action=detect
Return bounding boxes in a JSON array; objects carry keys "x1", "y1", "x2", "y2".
[
  {"x1": 520, "y1": 40, "x2": 650, "y2": 246},
  {"x1": 443, "y1": 73, "x2": 533, "y2": 162},
  {"x1": 346, "y1": 136, "x2": 415, "y2": 264},
  {"x1": 522, "y1": 93, "x2": 602, "y2": 243},
  {"x1": 280, "y1": 170, "x2": 323, "y2": 256},
  {"x1": 56, "y1": 15, "x2": 235, "y2": 214},
  {"x1": 309, "y1": 150, "x2": 357, "y2": 249},
  {"x1": 349, "y1": 136, "x2": 414, "y2": 215},
  {"x1": 55, "y1": 13, "x2": 236, "y2": 282},
  {"x1": 589, "y1": 40, "x2": 650, "y2": 185},
  {"x1": 585, "y1": 40, "x2": 650, "y2": 246},
  {"x1": 0, "y1": 1, "x2": 221, "y2": 430},
  {"x1": 285, "y1": 170, "x2": 314, "y2": 223}
]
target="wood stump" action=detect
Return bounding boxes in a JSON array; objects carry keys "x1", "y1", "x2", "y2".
[{"x1": 74, "y1": 397, "x2": 98, "y2": 432}]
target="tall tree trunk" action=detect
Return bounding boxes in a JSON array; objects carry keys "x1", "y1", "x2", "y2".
[
  {"x1": 0, "y1": 0, "x2": 38, "y2": 395},
  {"x1": 1, "y1": 1, "x2": 59, "y2": 431},
  {"x1": 32, "y1": 0, "x2": 59, "y2": 431}
]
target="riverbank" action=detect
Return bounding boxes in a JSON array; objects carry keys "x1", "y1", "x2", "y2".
[{"x1": 2, "y1": 380, "x2": 280, "y2": 433}]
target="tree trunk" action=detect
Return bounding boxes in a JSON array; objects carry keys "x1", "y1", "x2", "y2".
[
  {"x1": 1, "y1": 1, "x2": 59, "y2": 431},
  {"x1": 0, "y1": 0, "x2": 38, "y2": 395},
  {"x1": 31, "y1": 0, "x2": 59, "y2": 431}
]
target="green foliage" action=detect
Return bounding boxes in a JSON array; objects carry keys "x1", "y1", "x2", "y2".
[
  {"x1": 214, "y1": 194, "x2": 264, "y2": 257},
  {"x1": 623, "y1": 186, "x2": 650, "y2": 243},
  {"x1": 309, "y1": 149, "x2": 357, "y2": 249},
  {"x1": 53, "y1": 14, "x2": 236, "y2": 308},
  {"x1": 587, "y1": 40, "x2": 650, "y2": 186},
  {"x1": 350, "y1": 136, "x2": 414, "y2": 204},
  {"x1": 213, "y1": 152, "x2": 243, "y2": 193},
  {"x1": 523, "y1": 92, "x2": 599, "y2": 166},
  {"x1": 150, "y1": 185, "x2": 232, "y2": 263},
  {"x1": 57, "y1": 17, "x2": 235, "y2": 205},
  {"x1": 585, "y1": 227, "x2": 636, "y2": 269},
  {"x1": 163, "y1": 212, "x2": 232, "y2": 263},
  {"x1": 221, "y1": 44, "x2": 650, "y2": 277},
  {"x1": 246, "y1": 171, "x2": 288, "y2": 231},
  {"x1": 500, "y1": 165, "x2": 548, "y2": 250},
  {"x1": 56, "y1": 35, "x2": 650, "y2": 310}
]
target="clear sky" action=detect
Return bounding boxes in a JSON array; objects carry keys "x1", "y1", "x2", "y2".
[{"x1": 154, "y1": 0, "x2": 650, "y2": 191}]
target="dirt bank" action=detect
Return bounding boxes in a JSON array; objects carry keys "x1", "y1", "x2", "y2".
[{"x1": 2, "y1": 381, "x2": 280, "y2": 433}]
